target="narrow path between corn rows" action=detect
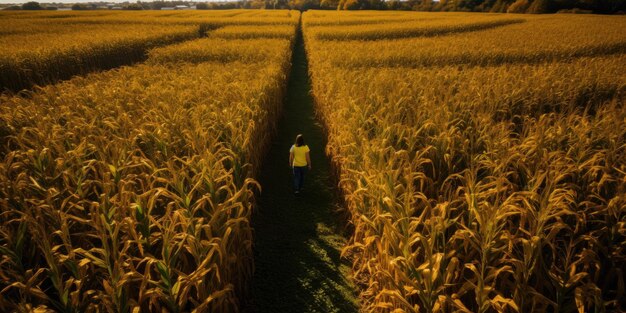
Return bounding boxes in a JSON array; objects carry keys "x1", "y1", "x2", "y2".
[{"x1": 246, "y1": 26, "x2": 359, "y2": 313}]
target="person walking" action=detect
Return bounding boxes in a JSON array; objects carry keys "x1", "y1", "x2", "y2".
[{"x1": 289, "y1": 134, "x2": 311, "y2": 194}]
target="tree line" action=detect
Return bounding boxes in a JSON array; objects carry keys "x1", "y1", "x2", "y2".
[
  {"x1": 262, "y1": 0, "x2": 625, "y2": 13},
  {"x1": 6, "y1": 0, "x2": 625, "y2": 13},
  {"x1": 203, "y1": 0, "x2": 625, "y2": 13}
]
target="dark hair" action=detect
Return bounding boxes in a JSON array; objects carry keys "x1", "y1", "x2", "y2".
[{"x1": 295, "y1": 134, "x2": 305, "y2": 147}]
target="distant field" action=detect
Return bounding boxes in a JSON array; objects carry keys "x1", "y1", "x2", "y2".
[
  {"x1": 0, "y1": 10, "x2": 298, "y2": 91},
  {"x1": 303, "y1": 11, "x2": 626, "y2": 313},
  {"x1": 0, "y1": 10, "x2": 298, "y2": 312}
]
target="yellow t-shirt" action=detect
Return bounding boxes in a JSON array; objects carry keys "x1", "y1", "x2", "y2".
[{"x1": 290, "y1": 145, "x2": 310, "y2": 167}]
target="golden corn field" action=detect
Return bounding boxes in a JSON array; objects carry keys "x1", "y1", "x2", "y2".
[
  {"x1": 303, "y1": 11, "x2": 626, "y2": 313},
  {"x1": 0, "y1": 10, "x2": 298, "y2": 92},
  {"x1": 0, "y1": 10, "x2": 298, "y2": 312},
  {"x1": 1, "y1": 8, "x2": 625, "y2": 313}
]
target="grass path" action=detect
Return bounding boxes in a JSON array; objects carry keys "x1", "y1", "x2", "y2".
[{"x1": 246, "y1": 26, "x2": 360, "y2": 313}]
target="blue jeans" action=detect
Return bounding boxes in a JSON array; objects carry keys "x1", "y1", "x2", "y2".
[{"x1": 293, "y1": 166, "x2": 307, "y2": 191}]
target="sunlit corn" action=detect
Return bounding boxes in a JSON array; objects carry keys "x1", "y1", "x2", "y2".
[
  {"x1": 0, "y1": 10, "x2": 299, "y2": 312},
  {"x1": 303, "y1": 10, "x2": 626, "y2": 313}
]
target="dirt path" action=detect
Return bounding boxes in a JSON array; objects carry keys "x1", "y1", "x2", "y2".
[{"x1": 246, "y1": 27, "x2": 359, "y2": 313}]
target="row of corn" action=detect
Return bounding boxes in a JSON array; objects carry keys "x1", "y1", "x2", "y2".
[
  {"x1": 303, "y1": 11, "x2": 626, "y2": 312},
  {"x1": 0, "y1": 12, "x2": 298, "y2": 312}
]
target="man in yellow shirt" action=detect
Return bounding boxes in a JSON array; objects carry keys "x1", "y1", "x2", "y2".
[{"x1": 289, "y1": 134, "x2": 311, "y2": 194}]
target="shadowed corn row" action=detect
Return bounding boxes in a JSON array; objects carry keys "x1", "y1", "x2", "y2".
[
  {"x1": 0, "y1": 13, "x2": 298, "y2": 312},
  {"x1": 303, "y1": 11, "x2": 626, "y2": 312}
]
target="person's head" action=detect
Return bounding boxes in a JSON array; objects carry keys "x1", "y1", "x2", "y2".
[{"x1": 295, "y1": 134, "x2": 305, "y2": 147}]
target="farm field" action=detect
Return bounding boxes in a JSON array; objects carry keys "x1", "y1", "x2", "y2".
[
  {"x1": 0, "y1": 9, "x2": 625, "y2": 313},
  {"x1": 0, "y1": 10, "x2": 298, "y2": 312},
  {"x1": 0, "y1": 10, "x2": 298, "y2": 91},
  {"x1": 303, "y1": 10, "x2": 626, "y2": 313}
]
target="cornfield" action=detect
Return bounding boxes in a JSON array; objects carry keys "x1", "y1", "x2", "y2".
[
  {"x1": 2, "y1": 8, "x2": 625, "y2": 313},
  {"x1": 0, "y1": 10, "x2": 298, "y2": 312},
  {"x1": 0, "y1": 10, "x2": 299, "y2": 92},
  {"x1": 303, "y1": 11, "x2": 626, "y2": 312},
  {"x1": 0, "y1": 20, "x2": 198, "y2": 92}
]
